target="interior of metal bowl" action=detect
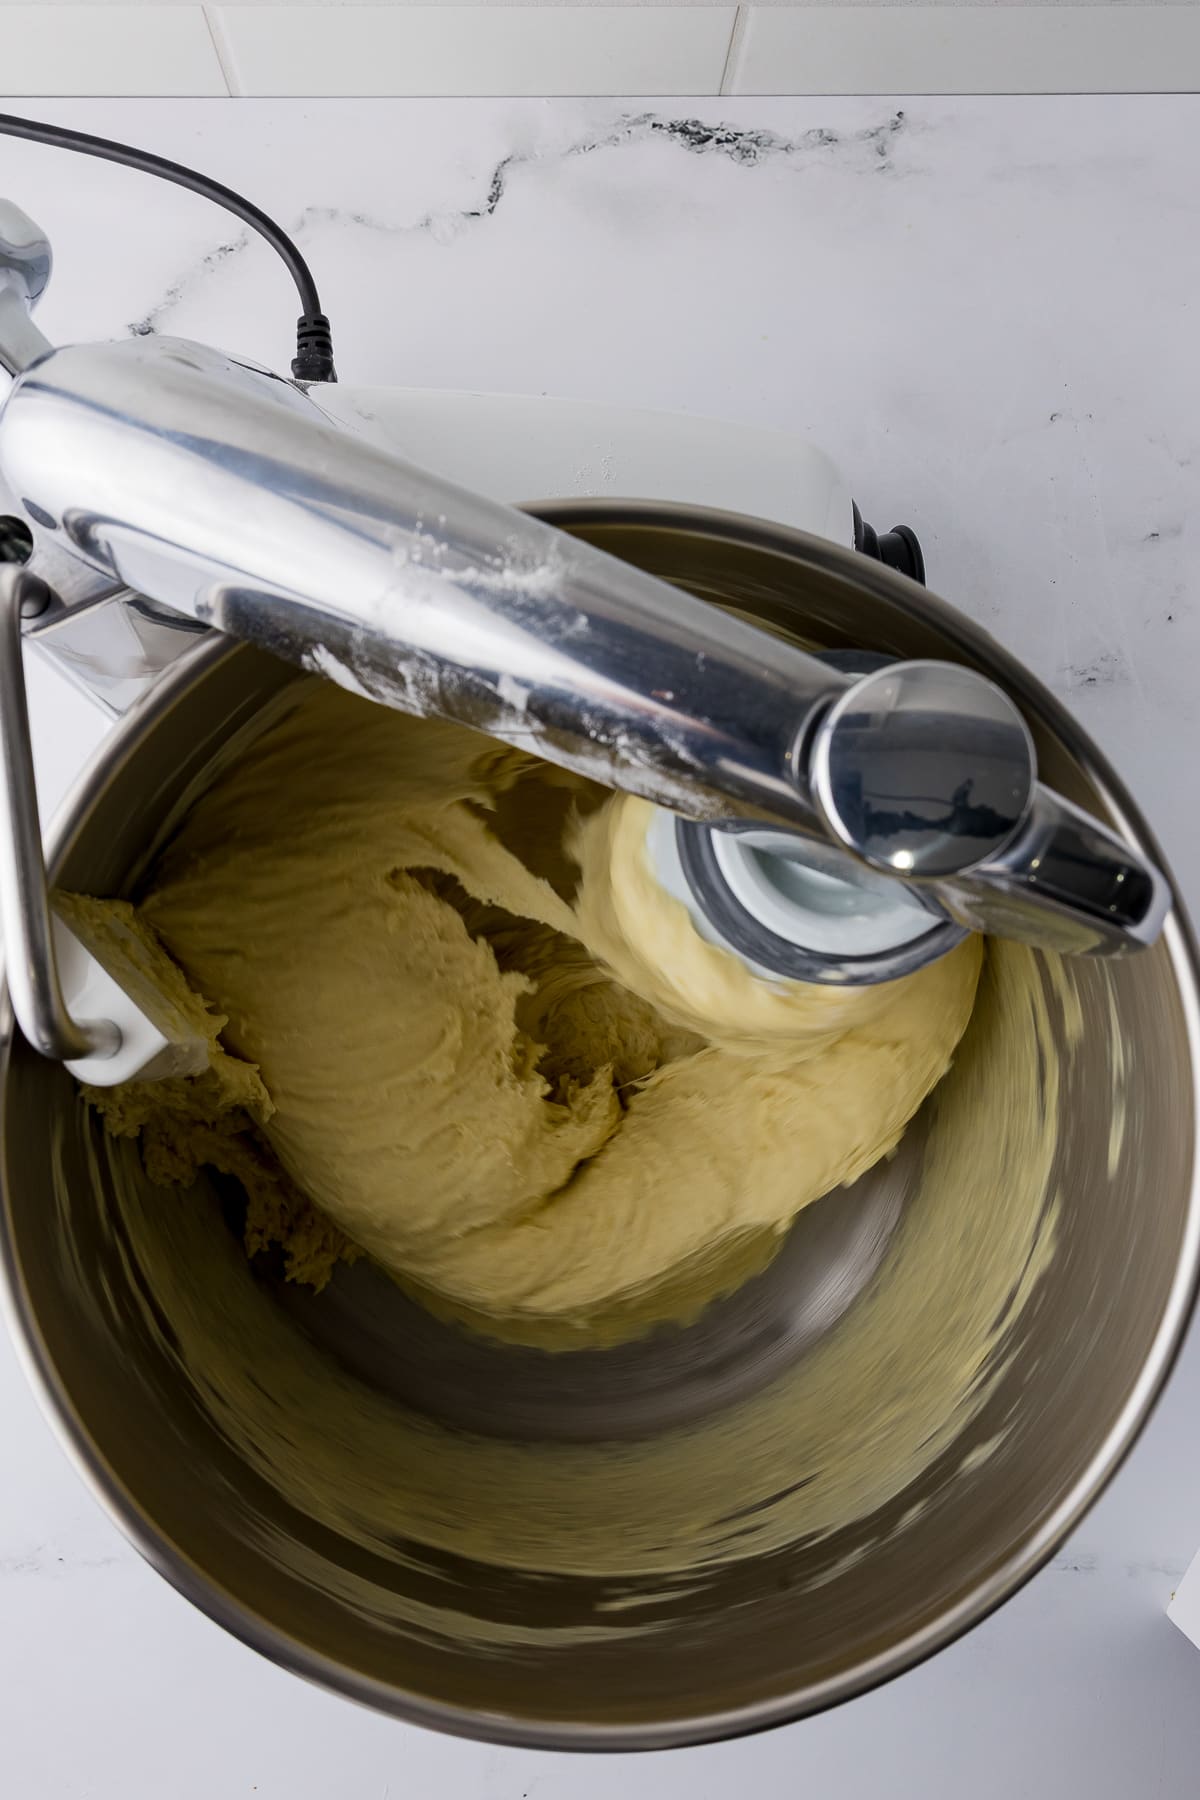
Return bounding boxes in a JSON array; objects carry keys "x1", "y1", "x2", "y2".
[{"x1": 2, "y1": 507, "x2": 1199, "y2": 1749}]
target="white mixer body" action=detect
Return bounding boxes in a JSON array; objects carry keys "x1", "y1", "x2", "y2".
[{"x1": 309, "y1": 386, "x2": 855, "y2": 544}]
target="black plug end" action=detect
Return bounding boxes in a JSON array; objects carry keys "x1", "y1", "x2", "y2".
[
  {"x1": 853, "y1": 503, "x2": 926, "y2": 585},
  {"x1": 292, "y1": 313, "x2": 336, "y2": 384}
]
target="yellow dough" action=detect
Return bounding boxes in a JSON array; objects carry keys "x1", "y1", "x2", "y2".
[{"x1": 78, "y1": 679, "x2": 980, "y2": 1346}]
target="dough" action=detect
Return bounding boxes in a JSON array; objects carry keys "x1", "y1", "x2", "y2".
[
  {"x1": 83, "y1": 929, "x2": 1065, "y2": 1588},
  {"x1": 78, "y1": 679, "x2": 980, "y2": 1346}
]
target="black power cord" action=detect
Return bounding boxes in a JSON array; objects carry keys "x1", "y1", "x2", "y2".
[{"x1": 0, "y1": 110, "x2": 336, "y2": 382}]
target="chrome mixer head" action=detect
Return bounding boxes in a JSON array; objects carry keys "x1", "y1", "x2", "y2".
[
  {"x1": 649, "y1": 653, "x2": 1048, "y2": 984},
  {"x1": 0, "y1": 200, "x2": 1174, "y2": 1083},
  {"x1": 650, "y1": 649, "x2": 1169, "y2": 984}
]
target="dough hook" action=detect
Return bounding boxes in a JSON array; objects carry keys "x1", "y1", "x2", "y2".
[{"x1": 0, "y1": 198, "x2": 1170, "y2": 1079}]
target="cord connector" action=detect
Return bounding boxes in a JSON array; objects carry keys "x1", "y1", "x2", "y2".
[{"x1": 291, "y1": 313, "x2": 336, "y2": 384}]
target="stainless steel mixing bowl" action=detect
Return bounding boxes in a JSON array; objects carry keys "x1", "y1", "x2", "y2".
[{"x1": 3, "y1": 503, "x2": 1199, "y2": 1749}]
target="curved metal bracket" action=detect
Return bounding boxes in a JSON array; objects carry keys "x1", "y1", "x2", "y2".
[
  {"x1": 0, "y1": 564, "x2": 119, "y2": 1061},
  {"x1": 0, "y1": 200, "x2": 53, "y2": 379}
]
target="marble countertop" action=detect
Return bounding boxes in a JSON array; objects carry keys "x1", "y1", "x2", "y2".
[{"x1": 3, "y1": 96, "x2": 1200, "y2": 1798}]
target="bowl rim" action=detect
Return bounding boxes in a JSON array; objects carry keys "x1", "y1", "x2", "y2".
[{"x1": 3, "y1": 498, "x2": 1200, "y2": 1750}]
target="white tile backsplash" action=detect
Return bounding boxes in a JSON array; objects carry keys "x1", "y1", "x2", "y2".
[
  {"x1": 212, "y1": 5, "x2": 737, "y2": 95},
  {"x1": 0, "y1": 0, "x2": 1188, "y2": 7},
  {"x1": 0, "y1": 6, "x2": 226, "y2": 94},
  {"x1": 0, "y1": 4, "x2": 1195, "y2": 99},
  {"x1": 728, "y1": 5, "x2": 1200, "y2": 93}
]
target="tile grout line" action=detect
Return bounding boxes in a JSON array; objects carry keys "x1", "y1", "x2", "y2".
[
  {"x1": 718, "y1": 4, "x2": 747, "y2": 99},
  {"x1": 203, "y1": 5, "x2": 241, "y2": 98}
]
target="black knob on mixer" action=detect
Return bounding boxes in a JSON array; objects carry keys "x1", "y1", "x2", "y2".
[{"x1": 852, "y1": 503, "x2": 926, "y2": 586}]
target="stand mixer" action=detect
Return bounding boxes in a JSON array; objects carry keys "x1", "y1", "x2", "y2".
[
  {"x1": 0, "y1": 134, "x2": 1198, "y2": 1748},
  {"x1": 0, "y1": 196, "x2": 1171, "y2": 1091}
]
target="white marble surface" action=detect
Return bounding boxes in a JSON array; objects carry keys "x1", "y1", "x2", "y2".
[{"x1": 3, "y1": 96, "x2": 1200, "y2": 1798}]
